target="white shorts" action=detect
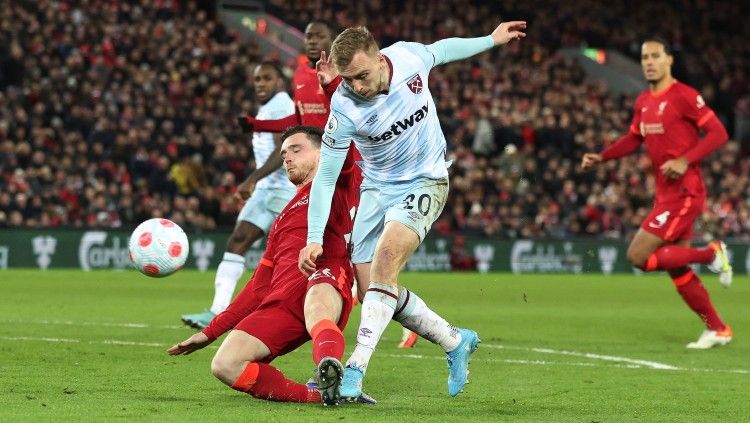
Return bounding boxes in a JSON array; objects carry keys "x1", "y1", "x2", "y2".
[
  {"x1": 237, "y1": 187, "x2": 296, "y2": 232},
  {"x1": 351, "y1": 177, "x2": 448, "y2": 264}
]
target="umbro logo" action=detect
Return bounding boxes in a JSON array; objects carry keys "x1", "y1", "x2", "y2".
[
  {"x1": 359, "y1": 328, "x2": 372, "y2": 338},
  {"x1": 365, "y1": 114, "x2": 378, "y2": 125}
]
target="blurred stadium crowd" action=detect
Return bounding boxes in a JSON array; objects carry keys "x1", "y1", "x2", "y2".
[{"x1": 1, "y1": 0, "x2": 749, "y2": 240}]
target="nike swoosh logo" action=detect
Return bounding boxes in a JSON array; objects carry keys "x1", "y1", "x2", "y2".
[
  {"x1": 296, "y1": 84, "x2": 305, "y2": 89},
  {"x1": 648, "y1": 222, "x2": 663, "y2": 228}
]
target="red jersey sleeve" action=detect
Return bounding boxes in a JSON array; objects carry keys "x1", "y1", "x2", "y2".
[
  {"x1": 251, "y1": 112, "x2": 302, "y2": 133},
  {"x1": 202, "y1": 260, "x2": 274, "y2": 340},
  {"x1": 676, "y1": 85, "x2": 728, "y2": 163},
  {"x1": 677, "y1": 85, "x2": 716, "y2": 128},
  {"x1": 323, "y1": 76, "x2": 342, "y2": 102},
  {"x1": 628, "y1": 96, "x2": 645, "y2": 137},
  {"x1": 601, "y1": 97, "x2": 643, "y2": 161}
]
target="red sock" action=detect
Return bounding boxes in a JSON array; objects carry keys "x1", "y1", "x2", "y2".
[
  {"x1": 231, "y1": 362, "x2": 320, "y2": 403},
  {"x1": 672, "y1": 270, "x2": 725, "y2": 330},
  {"x1": 644, "y1": 245, "x2": 714, "y2": 271},
  {"x1": 309, "y1": 319, "x2": 345, "y2": 364}
]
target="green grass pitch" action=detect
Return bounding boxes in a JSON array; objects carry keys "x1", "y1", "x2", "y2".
[{"x1": 1, "y1": 270, "x2": 748, "y2": 422}]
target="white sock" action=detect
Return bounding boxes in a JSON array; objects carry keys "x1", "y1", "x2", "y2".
[
  {"x1": 346, "y1": 282, "x2": 399, "y2": 373},
  {"x1": 209, "y1": 252, "x2": 246, "y2": 314},
  {"x1": 392, "y1": 288, "x2": 461, "y2": 352}
]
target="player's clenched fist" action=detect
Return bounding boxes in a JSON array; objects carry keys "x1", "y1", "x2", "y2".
[
  {"x1": 581, "y1": 153, "x2": 603, "y2": 170},
  {"x1": 298, "y1": 243, "x2": 323, "y2": 276}
]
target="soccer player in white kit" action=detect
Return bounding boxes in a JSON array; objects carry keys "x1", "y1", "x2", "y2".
[
  {"x1": 299, "y1": 22, "x2": 527, "y2": 399},
  {"x1": 182, "y1": 62, "x2": 296, "y2": 328}
]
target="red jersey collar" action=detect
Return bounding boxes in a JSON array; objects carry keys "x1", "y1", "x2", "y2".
[{"x1": 649, "y1": 80, "x2": 677, "y2": 98}]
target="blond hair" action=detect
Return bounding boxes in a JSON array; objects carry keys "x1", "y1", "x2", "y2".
[{"x1": 330, "y1": 26, "x2": 379, "y2": 69}]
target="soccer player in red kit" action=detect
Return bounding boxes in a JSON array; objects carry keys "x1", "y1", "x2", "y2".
[
  {"x1": 582, "y1": 37, "x2": 733, "y2": 349},
  {"x1": 168, "y1": 126, "x2": 363, "y2": 405},
  {"x1": 238, "y1": 21, "x2": 340, "y2": 132}
]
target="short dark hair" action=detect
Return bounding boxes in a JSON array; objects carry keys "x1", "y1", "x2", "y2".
[
  {"x1": 281, "y1": 125, "x2": 323, "y2": 148},
  {"x1": 643, "y1": 36, "x2": 672, "y2": 55},
  {"x1": 257, "y1": 60, "x2": 285, "y2": 79},
  {"x1": 308, "y1": 20, "x2": 339, "y2": 38}
]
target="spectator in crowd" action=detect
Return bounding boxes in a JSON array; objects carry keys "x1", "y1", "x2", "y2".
[{"x1": 1, "y1": 0, "x2": 748, "y2": 242}]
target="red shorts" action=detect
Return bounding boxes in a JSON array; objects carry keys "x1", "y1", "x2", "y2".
[
  {"x1": 233, "y1": 260, "x2": 354, "y2": 362},
  {"x1": 641, "y1": 196, "x2": 704, "y2": 242}
]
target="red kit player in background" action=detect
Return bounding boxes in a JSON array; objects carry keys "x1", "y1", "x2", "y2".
[
  {"x1": 237, "y1": 21, "x2": 340, "y2": 132},
  {"x1": 238, "y1": 20, "x2": 419, "y2": 349},
  {"x1": 582, "y1": 37, "x2": 733, "y2": 349},
  {"x1": 168, "y1": 127, "x2": 363, "y2": 406}
]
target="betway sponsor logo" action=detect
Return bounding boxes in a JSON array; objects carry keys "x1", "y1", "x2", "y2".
[
  {"x1": 367, "y1": 104, "x2": 428, "y2": 143},
  {"x1": 79, "y1": 231, "x2": 130, "y2": 270}
]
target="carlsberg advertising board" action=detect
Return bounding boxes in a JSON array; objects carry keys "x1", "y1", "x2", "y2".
[{"x1": 1, "y1": 229, "x2": 749, "y2": 275}]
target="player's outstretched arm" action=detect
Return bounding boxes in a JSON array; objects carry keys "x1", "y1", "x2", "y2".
[
  {"x1": 422, "y1": 21, "x2": 526, "y2": 67},
  {"x1": 167, "y1": 332, "x2": 212, "y2": 356},
  {"x1": 236, "y1": 113, "x2": 301, "y2": 134},
  {"x1": 303, "y1": 144, "x2": 348, "y2": 275}
]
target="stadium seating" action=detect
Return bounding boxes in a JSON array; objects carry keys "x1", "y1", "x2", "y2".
[{"x1": 1, "y1": 0, "x2": 748, "y2": 240}]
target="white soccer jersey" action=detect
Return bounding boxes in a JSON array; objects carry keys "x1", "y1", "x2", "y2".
[
  {"x1": 323, "y1": 42, "x2": 449, "y2": 183},
  {"x1": 252, "y1": 91, "x2": 296, "y2": 190},
  {"x1": 308, "y1": 36, "x2": 495, "y2": 245}
]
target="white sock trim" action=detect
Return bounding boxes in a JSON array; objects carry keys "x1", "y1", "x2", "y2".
[{"x1": 222, "y1": 252, "x2": 246, "y2": 264}]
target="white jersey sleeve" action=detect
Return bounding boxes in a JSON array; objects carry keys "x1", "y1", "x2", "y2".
[
  {"x1": 252, "y1": 91, "x2": 296, "y2": 190},
  {"x1": 399, "y1": 36, "x2": 494, "y2": 70},
  {"x1": 322, "y1": 108, "x2": 357, "y2": 151},
  {"x1": 305, "y1": 110, "x2": 355, "y2": 245}
]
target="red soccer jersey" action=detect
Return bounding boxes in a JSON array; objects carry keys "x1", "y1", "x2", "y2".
[
  {"x1": 292, "y1": 57, "x2": 331, "y2": 128},
  {"x1": 629, "y1": 81, "x2": 719, "y2": 201},
  {"x1": 249, "y1": 59, "x2": 340, "y2": 132},
  {"x1": 203, "y1": 145, "x2": 362, "y2": 339}
]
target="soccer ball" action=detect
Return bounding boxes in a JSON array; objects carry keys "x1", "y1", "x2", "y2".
[{"x1": 128, "y1": 218, "x2": 189, "y2": 277}]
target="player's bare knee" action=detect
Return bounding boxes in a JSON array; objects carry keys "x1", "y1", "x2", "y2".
[
  {"x1": 626, "y1": 249, "x2": 647, "y2": 269},
  {"x1": 304, "y1": 301, "x2": 330, "y2": 321},
  {"x1": 210, "y1": 354, "x2": 236, "y2": 385}
]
